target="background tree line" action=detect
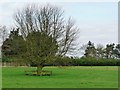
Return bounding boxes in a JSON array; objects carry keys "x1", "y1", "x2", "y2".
[
  {"x1": 1, "y1": 29, "x2": 120, "y2": 66},
  {"x1": 82, "y1": 41, "x2": 120, "y2": 59}
]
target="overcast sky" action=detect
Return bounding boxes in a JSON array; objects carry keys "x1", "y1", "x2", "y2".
[{"x1": 0, "y1": 0, "x2": 118, "y2": 56}]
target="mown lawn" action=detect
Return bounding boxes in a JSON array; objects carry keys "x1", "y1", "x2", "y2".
[{"x1": 2, "y1": 66, "x2": 118, "y2": 88}]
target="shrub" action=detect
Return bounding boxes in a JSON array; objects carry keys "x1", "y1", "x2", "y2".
[{"x1": 72, "y1": 57, "x2": 120, "y2": 66}]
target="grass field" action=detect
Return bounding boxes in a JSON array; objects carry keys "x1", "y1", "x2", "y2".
[{"x1": 2, "y1": 66, "x2": 118, "y2": 88}]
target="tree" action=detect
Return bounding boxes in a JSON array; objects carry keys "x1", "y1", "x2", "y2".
[
  {"x1": 80, "y1": 44, "x2": 88, "y2": 55},
  {"x1": 0, "y1": 26, "x2": 9, "y2": 62},
  {"x1": 2, "y1": 28, "x2": 26, "y2": 63},
  {"x1": 0, "y1": 26, "x2": 8, "y2": 43},
  {"x1": 14, "y1": 4, "x2": 79, "y2": 74},
  {"x1": 114, "y1": 44, "x2": 120, "y2": 59},
  {"x1": 105, "y1": 43, "x2": 115, "y2": 59},
  {"x1": 25, "y1": 31, "x2": 58, "y2": 74},
  {"x1": 96, "y1": 44, "x2": 104, "y2": 58},
  {"x1": 84, "y1": 41, "x2": 96, "y2": 58}
]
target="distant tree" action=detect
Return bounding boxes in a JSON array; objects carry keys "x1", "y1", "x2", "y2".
[
  {"x1": 2, "y1": 28, "x2": 26, "y2": 63},
  {"x1": 0, "y1": 26, "x2": 8, "y2": 43},
  {"x1": 105, "y1": 43, "x2": 115, "y2": 59},
  {"x1": 114, "y1": 44, "x2": 120, "y2": 59},
  {"x1": 84, "y1": 41, "x2": 96, "y2": 58},
  {"x1": 96, "y1": 44, "x2": 104, "y2": 58},
  {"x1": 82, "y1": 42, "x2": 120, "y2": 60},
  {"x1": 80, "y1": 44, "x2": 88, "y2": 55},
  {"x1": 14, "y1": 4, "x2": 79, "y2": 74},
  {"x1": 0, "y1": 26, "x2": 9, "y2": 62}
]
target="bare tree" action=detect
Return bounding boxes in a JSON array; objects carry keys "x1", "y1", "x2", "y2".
[
  {"x1": 14, "y1": 4, "x2": 79, "y2": 55},
  {"x1": 14, "y1": 4, "x2": 79, "y2": 74},
  {"x1": 0, "y1": 26, "x2": 9, "y2": 59},
  {"x1": 80, "y1": 44, "x2": 88, "y2": 55},
  {"x1": 0, "y1": 26, "x2": 9, "y2": 44},
  {"x1": 96, "y1": 44, "x2": 104, "y2": 58}
]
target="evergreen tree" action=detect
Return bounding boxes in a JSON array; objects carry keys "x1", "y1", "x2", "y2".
[{"x1": 84, "y1": 41, "x2": 96, "y2": 58}]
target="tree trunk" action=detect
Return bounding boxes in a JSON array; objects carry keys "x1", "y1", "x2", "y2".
[{"x1": 37, "y1": 65, "x2": 43, "y2": 75}]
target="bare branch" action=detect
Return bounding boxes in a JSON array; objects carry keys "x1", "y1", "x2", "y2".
[{"x1": 14, "y1": 4, "x2": 79, "y2": 57}]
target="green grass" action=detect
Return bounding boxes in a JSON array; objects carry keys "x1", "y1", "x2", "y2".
[{"x1": 2, "y1": 66, "x2": 118, "y2": 88}]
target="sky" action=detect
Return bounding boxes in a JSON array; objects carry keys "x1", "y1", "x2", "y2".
[{"x1": 0, "y1": 0, "x2": 118, "y2": 56}]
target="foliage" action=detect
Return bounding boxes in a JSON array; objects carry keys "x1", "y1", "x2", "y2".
[
  {"x1": 84, "y1": 41, "x2": 96, "y2": 57},
  {"x1": 114, "y1": 44, "x2": 120, "y2": 59},
  {"x1": 2, "y1": 28, "x2": 26, "y2": 63},
  {"x1": 72, "y1": 57, "x2": 120, "y2": 66},
  {"x1": 83, "y1": 41, "x2": 120, "y2": 60},
  {"x1": 24, "y1": 31, "x2": 58, "y2": 67}
]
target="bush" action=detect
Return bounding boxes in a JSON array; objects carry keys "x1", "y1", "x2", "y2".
[{"x1": 72, "y1": 57, "x2": 120, "y2": 66}]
